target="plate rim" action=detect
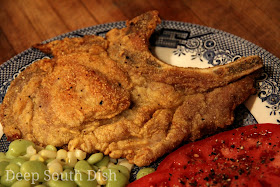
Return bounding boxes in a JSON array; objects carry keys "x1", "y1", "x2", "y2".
[{"x1": 1, "y1": 20, "x2": 279, "y2": 71}]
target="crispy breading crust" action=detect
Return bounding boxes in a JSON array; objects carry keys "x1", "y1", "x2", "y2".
[{"x1": 0, "y1": 11, "x2": 263, "y2": 166}]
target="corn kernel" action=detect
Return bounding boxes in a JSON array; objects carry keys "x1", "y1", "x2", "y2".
[
  {"x1": 24, "y1": 145, "x2": 37, "y2": 158},
  {"x1": 39, "y1": 150, "x2": 57, "y2": 159},
  {"x1": 99, "y1": 166, "x2": 107, "y2": 172},
  {"x1": 75, "y1": 149, "x2": 86, "y2": 160},
  {"x1": 48, "y1": 162, "x2": 63, "y2": 175},
  {"x1": 30, "y1": 154, "x2": 45, "y2": 162},
  {"x1": 56, "y1": 149, "x2": 67, "y2": 161},
  {"x1": 107, "y1": 162, "x2": 115, "y2": 168},
  {"x1": 45, "y1": 145, "x2": 57, "y2": 152},
  {"x1": 47, "y1": 159, "x2": 61, "y2": 167},
  {"x1": 118, "y1": 159, "x2": 134, "y2": 171},
  {"x1": 66, "y1": 151, "x2": 77, "y2": 167},
  {"x1": 96, "y1": 171, "x2": 107, "y2": 185}
]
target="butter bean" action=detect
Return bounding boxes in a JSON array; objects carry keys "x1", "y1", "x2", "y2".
[
  {"x1": 7, "y1": 140, "x2": 35, "y2": 157},
  {"x1": 10, "y1": 157, "x2": 27, "y2": 167},
  {"x1": 0, "y1": 161, "x2": 9, "y2": 176},
  {"x1": 87, "y1": 153, "x2": 103, "y2": 165},
  {"x1": 11, "y1": 180, "x2": 31, "y2": 187},
  {"x1": 0, "y1": 152, "x2": 5, "y2": 158},
  {"x1": 45, "y1": 145, "x2": 57, "y2": 152},
  {"x1": 5, "y1": 163, "x2": 20, "y2": 176},
  {"x1": 136, "y1": 167, "x2": 155, "y2": 180},
  {"x1": 1, "y1": 170, "x2": 17, "y2": 186},
  {"x1": 74, "y1": 160, "x2": 93, "y2": 176},
  {"x1": 109, "y1": 165, "x2": 130, "y2": 179},
  {"x1": 48, "y1": 179, "x2": 77, "y2": 187},
  {"x1": 61, "y1": 168, "x2": 74, "y2": 181},
  {"x1": 103, "y1": 168, "x2": 128, "y2": 187},
  {"x1": 95, "y1": 156, "x2": 109, "y2": 168},
  {"x1": 74, "y1": 172, "x2": 97, "y2": 187},
  {"x1": 20, "y1": 161, "x2": 48, "y2": 183}
]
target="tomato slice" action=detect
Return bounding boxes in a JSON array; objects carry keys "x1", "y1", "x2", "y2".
[{"x1": 128, "y1": 124, "x2": 280, "y2": 187}]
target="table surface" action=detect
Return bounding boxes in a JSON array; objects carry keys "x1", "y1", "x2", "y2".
[{"x1": 0, "y1": 0, "x2": 279, "y2": 64}]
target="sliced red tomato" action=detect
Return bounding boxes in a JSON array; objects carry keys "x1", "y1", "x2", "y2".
[{"x1": 128, "y1": 124, "x2": 280, "y2": 187}]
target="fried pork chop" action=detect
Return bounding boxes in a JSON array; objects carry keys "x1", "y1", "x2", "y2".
[{"x1": 0, "y1": 11, "x2": 263, "y2": 166}]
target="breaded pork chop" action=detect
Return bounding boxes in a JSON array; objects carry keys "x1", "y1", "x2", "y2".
[
  {"x1": 0, "y1": 11, "x2": 263, "y2": 166},
  {"x1": 1, "y1": 37, "x2": 131, "y2": 146}
]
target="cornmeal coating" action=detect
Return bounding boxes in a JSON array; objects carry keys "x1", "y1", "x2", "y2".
[{"x1": 0, "y1": 11, "x2": 263, "y2": 166}]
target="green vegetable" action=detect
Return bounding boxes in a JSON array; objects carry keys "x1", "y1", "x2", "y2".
[
  {"x1": 74, "y1": 160, "x2": 92, "y2": 174},
  {"x1": 5, "y1": 150, "x2": 16, "y2": 159},
  {"x1": 1, "y1": 170, "x2": 17, "y2": 186},
  {"x1": 1, "y1": 171, "x2": 17, "y2": 186},
  {"x1": 103, "y1": 168, "x2": 128, "y2": 187},
  {"x1": 91, "y1": 165, "x2": 99, "y2": 172},
  {"x1": 47, "y1": 179, "x2": 77, "y2": 187},
  {"x1": 136, "y1": 167, "x2": 155, "y2": 180},
  {"x1": 10, "y1": 157, "x2": 27, "y2": 167},
  {"x1": 87, "y1": 153, "x2": 103, "y2": 165},
  {"x1": 7, "y1": 140, "x2": 35, "y2": 157},
  {"x1": 95, "y1": 156, "x2": 109, "y2": 168},
  {"x1": 11, "y1": 180, "x2": 31, "y2": 187},
  {"x1": 0, "y1": 157, "x2": 11, "y2": 162},
  {"x1": 109, "y1": 164, "x2": 130, "y2": 179},
  {"x1": 20, "y1": 161, "x2": 48, "y2": 183},
  {"x1": 0, "y1": 161, "x2": 9, "y2": 176},
  {"x1": 0, "y1": 152, "x2": 5, "y2": 158},
  {"x1": 2, "y1": 139, "x2": 134, "y2": 187},
  {"x1": 63, "y1": 165, "x2": 73, "y2": 170},
  {"x1": 45, "y1": 145, "x2": 57, "y2": 152},
  {"x1": 61, "y1": 168, "x2": 75, "y2": 181},
  {"x1": 5, "y1": 163, "x2": 20, "y2": 176},
  {"x1": 74, "y1": 172, "x2": 97, "y2": 187},
  {"x1": 45, "y1": 158, "x2": 55, "y2": 165}
]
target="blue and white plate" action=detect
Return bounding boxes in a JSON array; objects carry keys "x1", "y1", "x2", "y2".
[{"x1": 0, "y1": 20, "x2": 279, "y2": 180}]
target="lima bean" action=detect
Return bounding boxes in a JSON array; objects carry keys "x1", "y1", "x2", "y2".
[
  {"x1": 5, "y1": 163, "x2": 20, "y2": 176},
  {"x1": 45, "y1": 158, "x2": 55, "y2": 165},
  {"x1": 20, "y1": 161, "x2": 48, "y2": 182},
  {"x1": 87, "y1": 153, "x2": 103, "y2": 165},
  {"x1": 0, "y1": 158, "x2": 11, "y2": 162},
  {"x1": 0, "y1": 161, "x2": 9, "y2": 176},
  {"x1": 74, "y1": 172, "x2": 97, "y2": 187},
  {"x1": 5, "y1": 150, "x2": 16, "y2": 159},
  {"x1": 109, "y1": 165, "x2": 130, "y2": 179},
  {"x1": 61, "y1": 168, "x2": 74, "y2": 181},
  {"x1": 136, "y1": 167, "x2": 155, "y2": 180},
  {"x1": 1, "y1": 172, "x2": 17, "y2": 186},
  {"x1": 103, "y1": 168, "x2": 128, "y2": 187},
  {"x1": 45, "y1": 145, "x2": 57, "y2": 152},
  {"x1": 91, "y1": 165, "x2": 99, "y2": 172},
  {"x1": 63, "y1": 165, "x2": 73, "y2": 170},
  {"x1": 47, "y1": 179, "x2": 77, "y2": 187},
  {"x1": 95, "y1": 156, "x2": 109, "y2": 168},
  {"x1": 10, "y1": 157, "x2": 27, "y2": 167},
  {"x1": 11, "y1": 180, "x2": 31, "y2": 187},
  {"x1": 8, "y1": 140, "x2": 35, "y2": 157},
  {"x1": 0, "y1": 153, "x2": 5, "y2": 158},
  {"x1": 74, "y1": 160, "x2": 92, "y2": 175}
]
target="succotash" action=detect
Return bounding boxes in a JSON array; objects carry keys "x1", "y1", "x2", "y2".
[{"x1": 0, "y1": 139, "x2": 155, "y2": 187}]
